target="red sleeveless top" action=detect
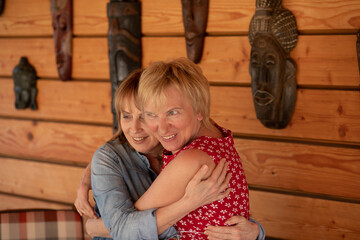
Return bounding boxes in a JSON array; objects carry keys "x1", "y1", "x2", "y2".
[{"x1": 162, "y1": 124, "x2": 250, "y2": 240}]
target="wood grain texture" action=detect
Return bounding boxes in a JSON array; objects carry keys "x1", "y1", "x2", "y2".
[
  {"x1": 0, "y1": 118, "x2": 359, "y2": 199},
  {"x1": 236, "y1": 139, "x2": 360, "y2": 200},
  {"x1": 211, "y1": 87, "x2": 360, "y2": 143},
  {"x1": 1, "y1": 83, "x2": 359, "y2": 143},
  {"x1": 0, "y1": 79, "x2": 112, "y2": 124},
  {"x1": 1, "y1": 35, "x2": 359, "y2": 87},
  {"x1": 0, "y1": 158, "x2": 86, "y2": 204},
  {"x1": 1, "y1": 0, "x2": 359, "y2": 36},
  {"x1": 0, "y1": 119, "x2": 111, "y2": 164},
  {"x1": 0, "y1": 0, "x2": 52, "y2": 36},
  {"x1": 75, "y1": 0, "x2": 360, "y2": 35},
  {"x1": 250, "y1": 190, "x2": 360, "y2": 240},
  {"x1": 0, "y1": 193, "x2": 72, "y2": 211}
]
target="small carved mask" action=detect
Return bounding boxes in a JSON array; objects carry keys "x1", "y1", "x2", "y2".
[
  {"x1": 181, "y1": 0, "x2": 209, "y2": 63},
  {"x1": 13, "y1": 57, "x2": 38, "y2": 110},
  {"x1": 0, "y1": 0, "x2": 5, "y2": 15},
  {"x1": 50, "y1": 0, "x2": 73, "y2": 81},
  {"x1": 250, "y1": 34, "x2": 297, "y2": 129}
]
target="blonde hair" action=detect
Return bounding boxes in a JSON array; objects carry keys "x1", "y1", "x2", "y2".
[
  {"x1": 138, "y1": 58, "x2": 211, "y2": 128},
  {"x1": 112, "y1": 69, "x2": 143, "y2": 142}
]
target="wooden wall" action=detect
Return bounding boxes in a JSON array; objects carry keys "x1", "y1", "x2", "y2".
[{"x1": 0, "y1": 0, "x2": 359, "y2": 239}]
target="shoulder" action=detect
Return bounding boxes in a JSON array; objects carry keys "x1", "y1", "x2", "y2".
[{"x1": 167, "y1": 149, "x2": 215, "y2": 174}]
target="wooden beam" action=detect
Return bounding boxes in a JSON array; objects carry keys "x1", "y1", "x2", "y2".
[
  {"x1": 236, "y1": 139, "x2": 360, "y2": 200},
  {"x1": 1, "y1": 84, "x2": 359, "y2": 143},
  {"x1": 0, "y1": 35, "x2": 359, "y2": 87},
  {"x1": 0, "y1": 158, "x2": 87, "y2": 204},
  {"x1": 0, "y1": 79, "x2": 112, "y2": 124},
  {"x1": 0, "y1": 193, "x2": 72, "y2": 211},
  {"x1": 0, "y1": 119, "x2": 111, "y2": 164},
  {"x1": 250, "y1": 190, "x2": 360, "y2": 240},
  {"x1": 2, "y1": 0, "x2": 358, "y2": 36}
]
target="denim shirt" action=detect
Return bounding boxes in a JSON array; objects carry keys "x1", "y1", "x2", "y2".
[
  {"x1": 91, "y1": 140, "x2": 178, "y2": 240},
  {"x1": 91, "y1": 140, "x2": 265, "y2": 240}
]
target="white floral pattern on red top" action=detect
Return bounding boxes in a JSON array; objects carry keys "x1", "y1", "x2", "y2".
[{"x1": 162, "y1": 124, "x2": 250, "y2": 240}]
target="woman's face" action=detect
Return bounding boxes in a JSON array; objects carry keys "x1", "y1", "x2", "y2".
[
  {"x1": 143, "y1": 86, "x2": 203, "y2": 153},
  {"x1": 120, "y1": 98, "x2": 162, "y2": 156}
]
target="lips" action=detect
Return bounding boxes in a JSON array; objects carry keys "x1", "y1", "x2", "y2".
[
  {"x1": 253, "y1": 90, "x2": 274, "y2": 106},
  {"x1": 132, "y1": 136, "x2": 147, "y2": 142},
  {"x1": 162, "y1": 134, "x2": 176, "y2": 142}
]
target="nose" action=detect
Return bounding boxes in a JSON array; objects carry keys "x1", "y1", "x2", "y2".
[
  {"x1": 258, "y1": 67, "x2": 268, "y2": 90},
  {"x1": 158, "y1": 117, "x2": 170, "y2": 135},
  {"x1": 131, "y1": 118, "x2": 143, "y2": 133}
]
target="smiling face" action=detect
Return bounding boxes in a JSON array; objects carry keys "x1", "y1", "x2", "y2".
[
  {"x1": 143, "y1": 86, "x2": 203, "y2": 153},
  {"x1": 120, "y1": 97, "x2": 162, "y2": 156}
]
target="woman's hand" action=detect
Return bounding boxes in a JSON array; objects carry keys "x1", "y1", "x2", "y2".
[
  {"x1": 204, "y1": 216, "x2": 260, "y2": 240},
  {"x1": 74, "y1": 183, "x2": 97, "y2": 219},
  {"x1": 74, "y1": 164, "x2": 97, "y2": 219},
  {"x1": 183, "y1": 158, "x2": 232, "y2": 208},
  {"x1": 85, "y1": 217, "x2": 112, "y2": 238}
]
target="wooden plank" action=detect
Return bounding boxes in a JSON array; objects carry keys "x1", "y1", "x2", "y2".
[
  {"x1": 0, "y1": 86, "x2": 359, "y2": 144},
  {"x1": 1, "y1": 0, "x2": 359, "y2": 36},
  {"x1": 250, "y1": 190, "x2": 360, "y2": 240},
  {"x1": 211, "y1": 87, "x2": 360, "y2": 144},
  {"x1": 143, "y1": 35, "x2": 360, "y2": 87},
  {"x1": 0, "y1": 158, "x2": 85, "y2": 204},
  {"x1": 1, "y1": 35, "x2": 359, "y2": 87},
  {"x1": 0, "y1": 79, "x2": 112, "y2": 124},
  {"x1": 74, "y1": 0, "x2": 360, "y2": 35},
  {"x1": 0, "y1": 119, "x2": 111, "y2": 164},
  {"x1": 0, "y1": 0, "x2": 52, "y2": 37},
  {"x1": 236, "y1": 139, "x2": 360, "y2": 200},
  {"x1": 0, "y1": 38, "x2": 57, "y2": 78},
  {"x1": 0, "y1": 193, "x2": 72, "y2": 212}
]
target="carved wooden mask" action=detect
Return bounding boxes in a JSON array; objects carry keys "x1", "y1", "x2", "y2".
[
  {"x1": 249, "y1": 0, "x2": 298, "y2": 129},
  {"x1": 0, "y1": 0, "x2": 5, "y2": 15},
  {"x1": 181, "y1": 0, "x2": 209, "y2": 63},
  {"x1": 13, "y1": 57, "x2": 38, "y2": 110},
  {"x1": 50, "y1": 0, "x2": 73, "y2": 81},
  {"x1": 108, "y1": 0, "x2": 141, "y2": 131}
]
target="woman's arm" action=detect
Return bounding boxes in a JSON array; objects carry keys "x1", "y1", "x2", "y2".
[
  {"x1": 85, "y1": 217, "x2": 111, "y2": 238},
  {"x1": 135, "y1": 149, "x2": 216, "y2": 210},
  {"x1": 74, "y1": 163, "x2": 97, "y2": 219}
]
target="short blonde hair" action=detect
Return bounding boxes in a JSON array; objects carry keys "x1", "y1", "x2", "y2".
[
  {"x1": 138, "y1": 58, "x2": 211, "y2": 128},
  {"x1": 112, "y1": 69, "x2": 143, "y2": 142}
]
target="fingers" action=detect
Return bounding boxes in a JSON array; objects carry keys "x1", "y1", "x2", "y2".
[
  {"x1": 225, "y1": 215, "x2": 246, "y2": 225},
  {"x1": 192, "y1": 164, "x2": 209, "y2": 182},
  {"x1": 210, "y1": 158, "x2": 227, "y2": 181},
  {"x1": 205, "y1": 225, "x2": 235, "y2": 239}
]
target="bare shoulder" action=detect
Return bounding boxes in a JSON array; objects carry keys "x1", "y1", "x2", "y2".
[{"x1": 167, "y1": 149, "x2": 216, "y2": 175}]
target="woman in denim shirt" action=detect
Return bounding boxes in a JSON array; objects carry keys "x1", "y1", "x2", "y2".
[{"x1": 75, "y1": 70, "x2": 265, "y2": 240}]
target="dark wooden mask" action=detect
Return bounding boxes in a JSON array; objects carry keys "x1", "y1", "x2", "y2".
[
  {"x1": 249, "y1": 0, "x2": 298, "y2": 129},
  {"x1": 13, "y1": 57, "x2": 38, "y2": 110},
  {"x1": 108, "y1": 0, "x2": 142, "y2": 132},
  {"x1": 0, "y1": 0, "x2": 5, "y2": 15},
  {"x1": 181, "y1": 0, "x2": 209, "y2": 63},
  {"x1": 50, "y1": 0, "x2": 73, "y2": 81}
]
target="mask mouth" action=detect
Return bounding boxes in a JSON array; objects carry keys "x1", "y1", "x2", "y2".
[{"x1": 253, "y1": 90, "x2": 274, "y2": 106}]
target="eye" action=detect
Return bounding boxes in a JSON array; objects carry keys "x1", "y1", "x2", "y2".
[
  {"x1": 251, "y1": 53, "x2": 259, "y2": 65},
  {"x1": 146, "y1": 112, "x2": 157, "y2": 119},
  {"x1": 265, "y1": 55, "x2": 276, "y2": 67},
  {"x1": 167, "y1": 109, "x2": 180, "y2": 117}
]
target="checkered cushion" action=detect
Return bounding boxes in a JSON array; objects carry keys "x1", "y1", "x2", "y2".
[{"x1": 0, "y1": 209, "x2": 84, "y2": 240}]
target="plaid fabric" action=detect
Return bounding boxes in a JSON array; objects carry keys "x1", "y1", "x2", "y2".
[{"x1": 0, "y1": 209, "x2": 84, "y2": 240}]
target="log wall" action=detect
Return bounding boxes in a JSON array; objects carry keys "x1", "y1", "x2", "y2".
[{"x1": 0, "y1": 0, "x2": 359, "y2": 239}]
